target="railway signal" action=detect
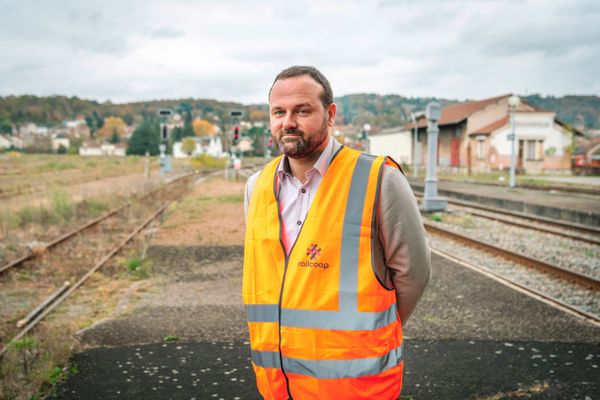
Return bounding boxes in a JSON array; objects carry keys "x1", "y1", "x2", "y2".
[
  {"x1": 233, "y1": 126, "x2": 240, "y2": 145},
  {"x1": 157, "y1": 108, "x2": 174, "y2": 175}
]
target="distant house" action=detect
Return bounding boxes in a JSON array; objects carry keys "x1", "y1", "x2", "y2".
[
  {"x1": 79, "y1": 141, "x2": 126, "y2": 156},
  {"x1": 79, "y1": 142, "x2": 103, "y2": 156},
  {"x1": 173, "y1": 136, "x2": 224, "y2": 158},
  {"x1": 407, "y1": 94, "x2": 582, "y2": 173},
  {"x1": 0, "y1": 134, "x2": 12, "y2": 149},
  {"x1": 19, "y1": 122, "x2": 39, "y2": 137},
  {"x1": 52, "y1": 135, "x2": 70, "y2": 151},
  {"x1": 369, "y1": 127, "x2": 413, "y2": 165}
]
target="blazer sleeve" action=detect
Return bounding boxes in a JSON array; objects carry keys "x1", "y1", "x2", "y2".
[{"x1": 377, "y1": 165, "x2": 431, "y2": 325}]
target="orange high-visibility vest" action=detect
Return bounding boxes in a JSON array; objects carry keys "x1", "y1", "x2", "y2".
[{"x1": 243, "y1": 146, "x2": 403, "y2": 400}]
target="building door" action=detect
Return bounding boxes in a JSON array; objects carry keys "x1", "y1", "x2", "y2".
[
  {"x1": 518, "y1": 140, "x2": 524, "y2": 169},
  {"x1": 450, "y1": 137, "x2": 460, "y2": 166}
]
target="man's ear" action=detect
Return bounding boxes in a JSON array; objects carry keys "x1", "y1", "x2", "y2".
[{"x1": 327, "y1": 103, "x2": 337, "y2": 128}]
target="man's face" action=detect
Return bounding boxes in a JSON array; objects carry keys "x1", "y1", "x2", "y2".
[{"x1": 269, "y1": 75, "x2": 336, "y2": 159}]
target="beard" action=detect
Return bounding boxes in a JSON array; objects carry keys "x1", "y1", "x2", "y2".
[{"x1": 275, "y1": 119, "x2": 328, "y2": 159}]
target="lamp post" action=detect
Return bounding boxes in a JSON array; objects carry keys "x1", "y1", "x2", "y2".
[
  {"x1": 362, "y1": 123, "x2": 371, "y2": 154},
  {"x1": 508, "y1": 94, "x2": 520, "y2": 188},
  {"x1": 422, "y1": 101, "x2": 447, "y2": 212}
]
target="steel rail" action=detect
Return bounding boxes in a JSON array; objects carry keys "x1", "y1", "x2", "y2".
[
  {"x1": 414, "y1": 193, "x2": 600, "y2": 246},
  {"x1": 430, "y1": 247, "x2": 600, "y2": 324},
  {"x1": 460, "y1": 209, "x2": 600, "y2": 246},
  {"x1": 423, "y1": 220, "x2": 600, "y2": 291},
  {"x1": 414, "y1": 191, "x2": 600, "y2": 236}
]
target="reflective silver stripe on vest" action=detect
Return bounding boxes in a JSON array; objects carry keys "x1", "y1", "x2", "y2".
[
  {"x1": 339, "y1": 153, "x2": 374, "y2": 312},
  {"x1": 280, "y1": 302, "x2": 396, "y2": 329},
  {"x1": 252, "y1": 346, "x2": 403, "y2": 379},
  {"x1": 246, "y1": 304, "x2": 279, "y2": 322},
  {"x1": 252, "y1": 350, "x2": 281, "y2": 369},
  {"x1": 246, "y1": 303, "x2": 395, "y2": 329}
]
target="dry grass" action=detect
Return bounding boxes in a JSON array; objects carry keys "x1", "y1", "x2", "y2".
[{"x1": 153, "y1": 175, "x2": 246, "y2": 246}]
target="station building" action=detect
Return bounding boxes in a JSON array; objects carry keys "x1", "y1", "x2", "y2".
[{"x1": 403, "y1": 94, "x2": 580, "y2": 174}]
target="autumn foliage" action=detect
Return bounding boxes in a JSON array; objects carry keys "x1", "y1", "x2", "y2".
[{"x1": 192, "y1": 119, "x2": 217, "y2": 137}]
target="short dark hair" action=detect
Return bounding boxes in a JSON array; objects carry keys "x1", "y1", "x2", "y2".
[{"x1": 269, "y1": 65, "x2": 333, "y2": 109}]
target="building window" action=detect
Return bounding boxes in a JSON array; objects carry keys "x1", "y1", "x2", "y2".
[
  {"x1": 526, "y1": 140, "x2": 544, "y2": 161},
  {"x1": 476, "y1": 139, "x2": 485, "y2": 160}
]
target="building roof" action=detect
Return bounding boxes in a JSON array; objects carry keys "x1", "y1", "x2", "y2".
[
  {"x1": 469, "y1": 116, "x2": 510, "y2": 135},
  {"x1": 407, "y1": 94, "x2": 512, "y2": 129}
]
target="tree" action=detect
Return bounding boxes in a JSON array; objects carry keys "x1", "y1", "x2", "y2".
[
  {"x1": 127, "y1": 119, "x2": 160, "y2": 155},
  {"x1": 97, "y1": 116, "x2": 126, "y2": 140},
  {"x1": 181, "y1": 137, "x2": 197, "y2": 156},
  {"x1": 57, "y1": 144, "x2": 67, "y2": 154},
  {"x1": 0, "y1": 118, "x2": 13, "y2": 134},
  {"x1": 192, "y1": 119, "x2": 216, "y2": 136},
  {"x1": 171, "y1": 126, "x2": 185, "y2": 142},
  {"x1": 85, "y1": 115, "x2": 97, "y2": 136},
  {"x1": 110, "y1": 128, "x2": 120, "y2": 144}
]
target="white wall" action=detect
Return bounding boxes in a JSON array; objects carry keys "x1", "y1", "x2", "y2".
[
  {"x1": 490, "y1": 112, "x2": 569, "y2": 156},
  {"x1": 369, "y1": 130, "x2": 412, "y2": 164}
]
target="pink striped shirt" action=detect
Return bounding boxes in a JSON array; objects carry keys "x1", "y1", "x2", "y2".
[{"x1": 275, "y1": 136, "x2": 334, "y2": 254}]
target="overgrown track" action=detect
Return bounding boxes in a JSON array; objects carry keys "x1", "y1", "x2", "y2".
[
  {"x1": 0, "y1": 172, "x2": 193, "y2": 275},
  {"x1": 0, "y1": 168, "x2": 238, "y2": 356}
]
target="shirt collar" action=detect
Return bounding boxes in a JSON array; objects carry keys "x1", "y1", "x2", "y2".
[{"x1": 277, "y1": 135, "x2": 336, "y2": 180}]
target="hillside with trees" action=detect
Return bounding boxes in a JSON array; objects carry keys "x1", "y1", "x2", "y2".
[{"x1": 1, "y1": 93, "x2": 599, "y2": 134}]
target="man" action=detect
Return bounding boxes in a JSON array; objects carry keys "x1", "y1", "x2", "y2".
[{"x1": 243, "y1": 65, "x2": 430, "y2": 400}]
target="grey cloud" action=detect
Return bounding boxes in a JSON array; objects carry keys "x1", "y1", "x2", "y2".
[{"x1": 458, "y1": 2, "x2": 600, "y2": 58}]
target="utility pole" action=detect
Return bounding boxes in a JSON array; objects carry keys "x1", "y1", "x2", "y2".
[
  {"x1": 422, "y1": 102, "x2": 447, "y2": 212},
  {"x1": 508, "y1": 95, "x2": 520, "y2": 188}
]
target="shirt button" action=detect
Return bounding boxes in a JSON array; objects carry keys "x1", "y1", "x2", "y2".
[
  {"x1": 297, "y1": 220, "x2": 302, "y2": 226},
  {"x1": 301, "y1": 188, "x2": 306, "y2": 193}
]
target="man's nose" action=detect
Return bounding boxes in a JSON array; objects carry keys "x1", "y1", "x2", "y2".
[{"x1": 282, "y1": 112, "x2": 297, "y2": 130}]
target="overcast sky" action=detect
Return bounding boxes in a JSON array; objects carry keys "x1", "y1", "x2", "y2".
[{"x1": 1, "y1": 0, "x2": 598, "y2": 104}]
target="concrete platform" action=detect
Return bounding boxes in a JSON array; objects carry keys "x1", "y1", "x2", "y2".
[
  {"x1": 54, "y1": 248, "x2": 600, "y2": 399},
  {"x1": 407, "y1": 178, "x2": 600, "y2": 227}
]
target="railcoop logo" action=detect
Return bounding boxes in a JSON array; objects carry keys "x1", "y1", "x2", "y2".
[{"x1": 298, "y1": 244, "x2": 329, "y2": 269}]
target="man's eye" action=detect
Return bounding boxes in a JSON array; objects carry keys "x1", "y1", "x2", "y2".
[
  {"x1": 298, "y1": 109, "x2": 309, "y2": 115},
  {"x1": 273, "y1": 110, "x2": 284, "y2": 116}
]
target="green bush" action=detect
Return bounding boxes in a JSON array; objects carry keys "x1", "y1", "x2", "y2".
[
  {"x1": 126, "y1": 256, "x2": 141, "y2": 272},
  {"x1": 189, "y1": 154, "x2": 226, "y2": 170},
  {"x1": 430, "y1": 213, "x2": 443, "y2": 222},
  {"x1": 50, "y1": 189, "x2": 73, "y2": 222}
]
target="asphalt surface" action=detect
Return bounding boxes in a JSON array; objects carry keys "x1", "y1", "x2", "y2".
[{"x1": 54, "y1": 248, "x2": 600, "y2": 399}]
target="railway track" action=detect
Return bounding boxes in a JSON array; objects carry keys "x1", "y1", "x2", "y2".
[
  {"x1": 0, "y1": 166, "x2": 263, "y2": 356},
  {"x1": 414, "y1": 192, "x2": 600, "y2": 242},
  {"x1": 423, "y1": 220, "x2": 600, "y2": 323}
]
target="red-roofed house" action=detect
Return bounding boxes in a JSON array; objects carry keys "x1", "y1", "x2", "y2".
[{"x1": 407, "y1": 94, "x2": 580, "y2": 173}]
